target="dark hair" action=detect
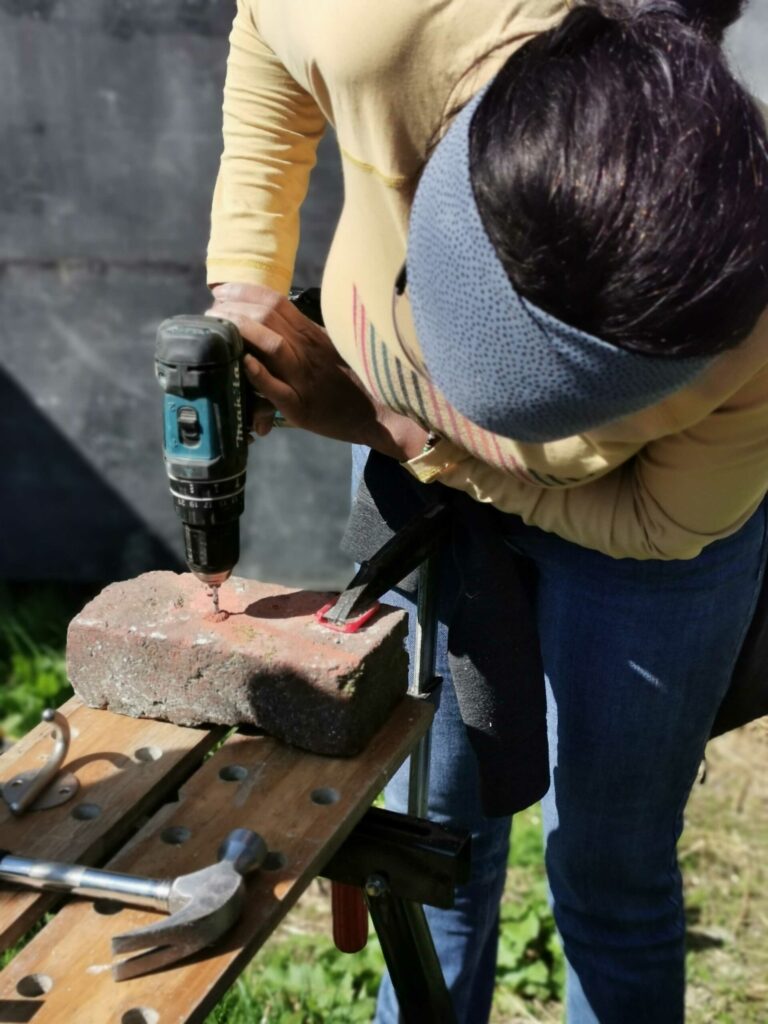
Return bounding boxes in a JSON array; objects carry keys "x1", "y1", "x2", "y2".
[{"x1": 469, "y1": 0, "x2": 768, "y2": 357}]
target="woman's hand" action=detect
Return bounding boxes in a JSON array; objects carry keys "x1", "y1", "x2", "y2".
[{"x1": 207, "y1": 282, "x2": 428, "y2": 461}]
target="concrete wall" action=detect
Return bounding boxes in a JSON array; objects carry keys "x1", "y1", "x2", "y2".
[
  {"x1": 1, "y1": 0, "x2": 765, "y2": 587},
  {"x1": 0, "y1": 0, "x2": 347, "y2": 587}
]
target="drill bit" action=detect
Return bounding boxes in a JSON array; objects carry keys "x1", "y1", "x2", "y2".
[{"x1": 208, "y1": 585, "x2": 220, "y2": 615}]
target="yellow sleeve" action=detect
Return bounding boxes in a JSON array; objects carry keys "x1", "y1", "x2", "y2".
[
  {"x1": 405, "y1": 364, "x2": 768, "y2": 560},
  {"x1": 206, "y1": 0, "x2": 327, "y2": 293}
]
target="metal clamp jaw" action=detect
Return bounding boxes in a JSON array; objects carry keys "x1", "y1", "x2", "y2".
[{"x1": 2, "y1": 709, "x2": 80, "y2": 815}]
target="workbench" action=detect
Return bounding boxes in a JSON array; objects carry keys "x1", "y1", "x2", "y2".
[{"x1": 0, "y1": 694, "x2": 436, "y2": 1023}]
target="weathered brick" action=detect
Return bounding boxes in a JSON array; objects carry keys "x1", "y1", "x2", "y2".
[{"x1": 66, "y1": 572, "x2": 409, "y2": 756}]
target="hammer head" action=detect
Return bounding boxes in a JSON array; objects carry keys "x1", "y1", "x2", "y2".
[{"x1": 111, "y1": 828, "x2": 267, "y2": 981}]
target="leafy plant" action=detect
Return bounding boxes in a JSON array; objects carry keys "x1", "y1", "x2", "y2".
[
  {"x1": 497, "y1": 805, "x2": 565, "y2": 1007},
  {"x1": 205, "y1": 935, "x2": 384, "y2": 1024},
  {"x1": 496, "y1": 893, "x2": 564, "y2": 1002}
]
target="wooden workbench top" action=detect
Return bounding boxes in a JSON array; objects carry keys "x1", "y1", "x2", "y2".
[{"x1": 0, "y1": 695, "x2": 432, "y2": 1023}]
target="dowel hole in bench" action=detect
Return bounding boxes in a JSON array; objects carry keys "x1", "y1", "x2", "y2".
[
  {"x1": 135, "y1": 746, "x2": 163, "y2": 763},
  {"x1": 311, "y1": 787, "x2": 340, "y2": 806},
  {"x1": 122, "y1": 1009, "x2": 159, "y2": 1024},
  {"x1": 161, "y1": 826, "x2": 191, "y2": 845},
  {"x1": 94, "y1": 899, "x2": 124, "y2": 915},
  {"x1": 219, "y1": 764, "x2": 248, "y2": 782},
  {"x1": 17, "y1": 973, "x2": 53, "y2": 997},
  {"x1": 72, "y1": 803, "x2": 101, "y2": 821},
  {"x1": 263, "y1": 850, "x2": 287, "y2": 871}
]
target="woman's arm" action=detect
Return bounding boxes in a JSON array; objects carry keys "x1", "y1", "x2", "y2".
[
  {"x1": 404, "y1": 361, "x2": 768, "y2": 561},
  {"x1": 206, "y1": 0, "x2": 327, "y2": 293},
  {"x1": 209, "y1": 284, "x2": 429, "y2": 457}
]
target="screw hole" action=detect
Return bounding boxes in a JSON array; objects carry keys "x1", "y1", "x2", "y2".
[
  {"x1": 93, "y1": 899, "x2": 123, "y2": 916},
  {"x1": 160, "y1": 826, "x2": 191, "y2": 845},
  {"x1": 10, "y1": 779, "x2": 22, "y2": 787},
  {"x1": 135, "y1": 746, "x2": 163, "y2": 763},
  {"x1": 218, "y1": 764, "x2": 248, "y2": 782},
  {"x1": 58, "y1": 787, "x2": 71, "y2": 796},
  {"x1": 72, "y1": 803, "x2": 101, "y2": 821},
  {"x1": 263, "y1": 850, "x2": 287, "y2": 872},
  {"x1": 121, "y1": 1010, "x2": 160, "y2": 1024},
  {"x1": 17, "y1": 973, "x2": 53, "y2": 997},
  {"x1": 310, "y1": 787, "x2": 340, "y2": 806}
]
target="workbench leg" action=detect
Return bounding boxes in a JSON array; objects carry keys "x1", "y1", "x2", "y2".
[{"x1": 367, "y1": 888, "x2": 457, "y2": 1024}]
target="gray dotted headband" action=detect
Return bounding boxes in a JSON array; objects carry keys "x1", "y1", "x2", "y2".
[{"x1": 407, "y1": 87, "x2": 713, "y2": 443}]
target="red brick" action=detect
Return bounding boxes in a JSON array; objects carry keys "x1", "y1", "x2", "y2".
[{"x1": 66, "y1": 572, "x2": 409, "y2": 756}]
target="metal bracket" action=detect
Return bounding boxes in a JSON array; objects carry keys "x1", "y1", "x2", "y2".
[
  {"x1": 2, "y1": 709, "x2": 79, "y2": 815},
  {"x1": 322, "y1": 807, "x2": 470, "y2": 1024},
  {"x1": 321, "y1": 806, "x2": 470, "y2": 909}
]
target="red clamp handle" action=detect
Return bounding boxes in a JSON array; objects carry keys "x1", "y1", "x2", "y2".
[{"x1": 331, "y1": 881, "x2": 369, "y2": 953}]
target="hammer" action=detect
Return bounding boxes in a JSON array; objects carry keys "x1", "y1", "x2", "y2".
[{"x1": 0, "y1": 828, "x2": 267, "y2": 980}]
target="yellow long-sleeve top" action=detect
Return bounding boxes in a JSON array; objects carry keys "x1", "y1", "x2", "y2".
[{"x1": 207, "y1": 0, "x2": 768, "y2": 561}]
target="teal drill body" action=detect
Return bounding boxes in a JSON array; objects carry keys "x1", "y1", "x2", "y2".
[{"x1": 154, "y1": 315, "x2": 248, "y2": 601}]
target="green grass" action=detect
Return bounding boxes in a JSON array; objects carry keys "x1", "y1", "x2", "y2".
[
  {"x1": 0, "y1": 583, "x2": 89, "y2": 739},
  {"x1": 206, "y1": 938, "x2": 384, "y2": 1024},
  {"x1": 681, "y1": 726, "x2": 768, "y2": 1024}
]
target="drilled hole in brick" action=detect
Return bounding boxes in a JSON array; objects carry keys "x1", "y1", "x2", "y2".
[
  {"x1": 17, "y1": 973, "x2": 53, "y2": 997},
  {"x1": 9, "y1": 779, "x2": 22, "y2": 787},
  {"x1": 310, "y1": 787, "x2": 340, "y2": 806},
  {"x1": 161, "y1": 826, "x2": 191, "y2": 846},
  {"x1": 93, "y1": 899, "x2": 123, "y2": 916},
  {"x1": 122, "y1": 1010, "x2": 159, "y2": 1024},
  {"x1": 263, "y1": 851, "x2": 287, "y2": 872},
  {"x1": 135, "y1": 746, "x2": 163, "y2": 763},
  {"x1": 219, "y1": 764, "x2": 248, "y2": 782},
  {"x1": 72, "y1": 803, "x2": 101, "y2": 821}
]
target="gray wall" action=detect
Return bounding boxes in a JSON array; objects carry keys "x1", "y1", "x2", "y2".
[
  {"x1": 1, "y1": 0, "x2": 766, "y2": 587},
  {"x1": 0, "y1": 0, "x2": 348, "y2": 587}
]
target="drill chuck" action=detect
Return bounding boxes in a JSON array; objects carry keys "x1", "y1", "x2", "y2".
[
  {"x1": 182, "y1": 523, "x2": 239, "y2": 586},
  {"x1": 155, "y1": 315, "x2": 248, "y2": 586}
]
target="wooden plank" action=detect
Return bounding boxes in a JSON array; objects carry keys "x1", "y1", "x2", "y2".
[
  {"x1": 0, "y1": 697, "x2": 223, "y2": 951},
  {"x1": 0, "y1": 696, "x2": 433, "y2": 1024}
]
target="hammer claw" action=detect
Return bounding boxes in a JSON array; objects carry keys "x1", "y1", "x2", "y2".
[
  {"x1": 112, "y1": 918, "x2": 182, "y2": 956},
  {"x1": 111, "y1": 938, "x2": 209, "y2": 982},
  {"x1": 109, "y1": 883, "x2": 241, "y2": 979},
  {"x1": 111, "y1": 895, "x2": 230, "y2": 955}
]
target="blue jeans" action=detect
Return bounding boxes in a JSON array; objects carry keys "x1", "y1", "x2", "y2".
[{"x1": 361, "y1": 450, "x2": 768, "y2": 1023}]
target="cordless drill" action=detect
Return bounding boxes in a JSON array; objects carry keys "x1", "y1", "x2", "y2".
[
  {"x1": 154, "y1": 290, "x2": 323, "y2": 613},
  {"x1": 155, "y1": 314, "x2": 247, "y2": 613}
]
